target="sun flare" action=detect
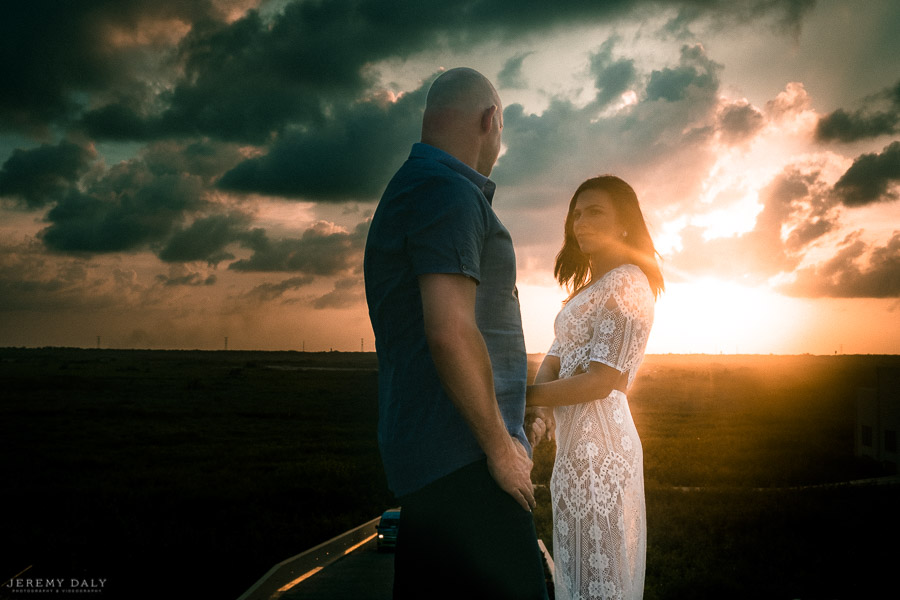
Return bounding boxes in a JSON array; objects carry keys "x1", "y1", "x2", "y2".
[
  {"x1": 519, "y1": 277, "x2": 814, "y2": 356},
  {"x1": 650, "y1": 278, "x2": 809, "y2": 354}
]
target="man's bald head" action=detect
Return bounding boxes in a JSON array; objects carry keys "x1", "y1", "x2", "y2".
[
  {"x1": 424, "y1": 68, "x2": 499, "y2": 115},
  {"x1": 421, "y1": 68, "x2": 503, "y2": 176}
]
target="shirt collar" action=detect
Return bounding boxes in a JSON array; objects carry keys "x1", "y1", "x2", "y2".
[{"x1": 410, "y1": 142, "x2": 496, "y2": 204}]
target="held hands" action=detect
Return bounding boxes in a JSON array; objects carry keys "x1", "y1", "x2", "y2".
[
  {"x1": 486, "y1": 436, "x2": 536, "y2": 512},
  {"x1": 525, "y1": 406, "x2": 555, "y2": 448}
]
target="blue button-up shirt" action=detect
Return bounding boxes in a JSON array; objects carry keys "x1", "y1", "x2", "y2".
[{"x1": 364, "y1": 143, "x2": 529, "y2": 497}]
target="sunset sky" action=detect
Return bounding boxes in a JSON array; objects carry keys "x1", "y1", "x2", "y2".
[{"x1": 1, "y1": 0, "x2": 898, "y2": 355}]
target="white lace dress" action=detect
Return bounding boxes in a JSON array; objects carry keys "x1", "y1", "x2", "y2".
[{"x1": 546, "y1": 264, "x2": 654, "y2": 600}]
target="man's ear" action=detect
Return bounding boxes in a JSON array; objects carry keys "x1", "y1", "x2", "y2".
[{"x1": 481, "y1": 105, "x2": 498, "y2": 134}]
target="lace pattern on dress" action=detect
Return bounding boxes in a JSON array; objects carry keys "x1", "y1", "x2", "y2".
[
  {"x1": 546, "y1": 264, "x2": 654, "y2": 600},
  {"x1": 547, "y1": 264, "x2": 653, "y2": 388}
]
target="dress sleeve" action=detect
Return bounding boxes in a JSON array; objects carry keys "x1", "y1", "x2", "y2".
[{"x1": 587, "y1": 266, "x2": 654, "y2": 382}]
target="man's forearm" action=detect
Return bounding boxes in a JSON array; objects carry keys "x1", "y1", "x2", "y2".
[
  {"x1": 418, "y1": 272, "x2": 535, "y2": 511},
  {"x1": 426, "y1": 319, "x2": 515, "y2": 459}
]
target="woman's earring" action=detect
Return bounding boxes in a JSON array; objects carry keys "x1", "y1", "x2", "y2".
[{"x1": 622, "y1": 231, "x2": 628, "y2": 238}]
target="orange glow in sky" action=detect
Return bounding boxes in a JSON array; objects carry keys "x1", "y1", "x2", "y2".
[{"x1": 519, "y1": 279, "x2": 812, "y2": 355}]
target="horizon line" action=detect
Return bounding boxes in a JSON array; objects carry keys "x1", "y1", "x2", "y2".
[{"x1": 1, "y1": 346, "x2": 898, "y2": 357}]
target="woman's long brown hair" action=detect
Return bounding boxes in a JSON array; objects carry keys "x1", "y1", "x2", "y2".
[{"x1": 554, "y1": 175, "x2": 665, "y2": 300}]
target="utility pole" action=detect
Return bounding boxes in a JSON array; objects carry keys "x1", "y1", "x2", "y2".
[{"x1": 224, "y1": 336, "x2": 228, "y2": 351}]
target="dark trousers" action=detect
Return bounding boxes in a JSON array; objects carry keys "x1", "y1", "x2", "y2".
[{"x1": 393, "y1": 459, "x2": 549, "y2": 600}]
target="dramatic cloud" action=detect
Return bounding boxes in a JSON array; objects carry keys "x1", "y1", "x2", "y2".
[
  {"x1": 646, "y1": 44, "x2": 721, "y2": 103},
  {"x1": 2, "y1": 0, "x2": 817, "y2": 140},
  {"x1": 156, "y1": 268, "x2": 217, "y2": 287},
  {"x1": 588, "y1": 38, "x2": 638, "y2": 109},
  {"x1": 832, "y1": 141, "x2": 900, "y2": 207},
  {"x1": 0, "y1": 0, "x2": 226, "y2": 135},
  {"x1": 1, "y1": 0, "x2": 896, "y2": 352},
  {"x1": 781, "y1": 231, "x2": 900, "y2": 298},
  {"x1": 666, "y1": 166, "x2": 837, "y2": 284},
  {"x1": 218, "y1": 87, "x2": 426, "y2": 200},
  {"x1": 242, "y1": 275, "x2": 315, "y2": 303},
  {"x1": 39, "y1": 161, "x2": 208, "y2": 254},
  {"x1": 229, "y1": 220, "x2": 368, "y2": 275},
  {"x1": 0, "y1": 142, "x2": 97, "y2": 209},
  {"x1": 815, "y1": 80, "x2": 900, "y2": 143},
  {"x1": 313, "y1": 276, "x2": 366, "y2": 309},
  {"x1": 716, "y1": 101, "x2": 765, "y2": 145},
  {"x1": 498, "y1": 52, "x2": 534, "y2": 90},
  {"x1": 495, "y1": 42, "x2": 721, "y2": 192},
  {"x1": 158, "y1": 213, "x2": 251, "y2": 265}
]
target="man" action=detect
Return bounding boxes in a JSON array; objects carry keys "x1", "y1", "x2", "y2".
[{"x1": 364, "y1": 67, "x2": 548, "y2": 599}]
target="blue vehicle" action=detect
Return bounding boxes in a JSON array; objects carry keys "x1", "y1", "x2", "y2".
[{"x1": 376, "y1": 508, "x2": 401, "y2": 551}]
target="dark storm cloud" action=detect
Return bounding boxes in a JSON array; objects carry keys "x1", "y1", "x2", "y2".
[
  {"x1": 141, "y1": 140, "x2": 247, "y2": 181},
  {"x1": 831, "y1": 141, "x2": 900, "y2": 207},
  {"x1": 815, "y1": 80, "x2": 900, "y2": 143},
  {"x1": 15, "y1": 140, "x2": 248, "y2": 259},
  {"x1": 495, "y1": 43, "x2": 721, "y2": 188},
  {"x1": 0, "y1": 0, "x2": 222, "y2": 135},
  {"x1": 498, "y1": 52, "x2": 534, "y2": 90},
  {"x1": 3, "y1": 0, "x2": 817, "y2": 141},
  {"x1": 243, "y1": 275, "x2": 315, "y2": 302},
  {"x1": 313, "y1": 277, "x2": 365, "y2": 309},
  {"x1": 661, "y1": 0, "x2": 815, "y2": 37},
  {"x1": 158, "y1": 213, "x2": 251, "y2": 265},
  {"x1": 0, "y1": 141, "x2": 97, "y2": 209},
  {"x1": 218, "y1": 86, "x2": 425, "y2": 200},
  {"x1": 156, "y1": 271, "x2": 217, "y2": 287},
  {"x1": 39, "y1": 160, "x2": 207, "y2": 254},
  {"x1": 717, "y1": 101, "x2": 765, "y2": 145},
  {"x1": 780, "y1": 231, "x2": 900, "y2": 298},
  {"x1": 588, "y1": 39, "x2": 637, "y2": 109},
  {"x1": 646, "y1": 44, "x2": 721, "y2": 103},
  {"x1": 229, "y1": 220, "x2": 369, "y2": 274}
]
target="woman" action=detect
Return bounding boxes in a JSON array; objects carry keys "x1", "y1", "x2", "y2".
[{"x1": 527, "y1": 175, "x2": 663, "y2": 600}]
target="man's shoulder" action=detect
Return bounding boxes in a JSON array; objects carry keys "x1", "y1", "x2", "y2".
[
  {"x1": 392, "y1": 156, "x2": 476, "y2": 192},
  {"x1": 383, "y1": 160, "x2": 486, "y2": 212}
]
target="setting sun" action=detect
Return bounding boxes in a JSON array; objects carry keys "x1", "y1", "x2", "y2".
[
  {"x1": 519, "y1": 277, "x2": 817, "y2": 356},
  {"x1": 650, "y1": 278, "x2": 809, "y2": 354}
]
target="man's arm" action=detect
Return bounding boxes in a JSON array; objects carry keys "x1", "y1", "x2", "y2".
[{"x1": 419, "y1": 272, "x2": 535, "y2": 512}]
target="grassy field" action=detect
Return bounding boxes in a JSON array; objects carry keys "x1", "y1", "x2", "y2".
[
  {"x1": 531, "y1": 353, "x2": 900, "y2": 599},
  {"x1": 1, "y1": 349, "x2": 898, "y2": 599}
]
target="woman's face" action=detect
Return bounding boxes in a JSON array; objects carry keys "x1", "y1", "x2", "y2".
[{"x1": 571, "y1": 189, "x2": 623, "y2": 256}]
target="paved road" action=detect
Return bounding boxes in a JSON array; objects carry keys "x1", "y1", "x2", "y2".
[{"x1": 280, "y1": 537, "x2": 394, "y2": 600}]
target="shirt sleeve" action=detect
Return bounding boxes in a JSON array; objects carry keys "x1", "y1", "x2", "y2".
[
  {"x1": 406, "y1": 178, "x2": 487, "y2": 283},
  {"x1": 588, "y1": 266, "x2": 654, "y2": 378}
]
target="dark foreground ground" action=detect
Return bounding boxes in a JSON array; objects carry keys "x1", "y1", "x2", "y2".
[{"x1": 1, "y1": 348, "x2": 898, "y2": 599}]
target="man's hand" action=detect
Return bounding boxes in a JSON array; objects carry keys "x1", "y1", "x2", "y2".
[
  {"x1": 486, "y1": 436, "x2": 536, "y2": 512},
  {"x1": 525, "y1": 406, "x2": 555, "y2": 447}
]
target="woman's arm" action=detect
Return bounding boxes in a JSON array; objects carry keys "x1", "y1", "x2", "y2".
[
  {"x1": 525, "y1": 354, "x2": 560, "y2": 445},
  {"x1": 533, "y1": 353, "x2": 560, "y2": 384},
  {"x1": 526, "y1": 360, "x2": 628, "y2": 407}
]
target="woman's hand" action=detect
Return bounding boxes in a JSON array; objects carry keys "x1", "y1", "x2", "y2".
[{"x1": 525, "y1": 406, "x2": 555, "y2": 447}]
